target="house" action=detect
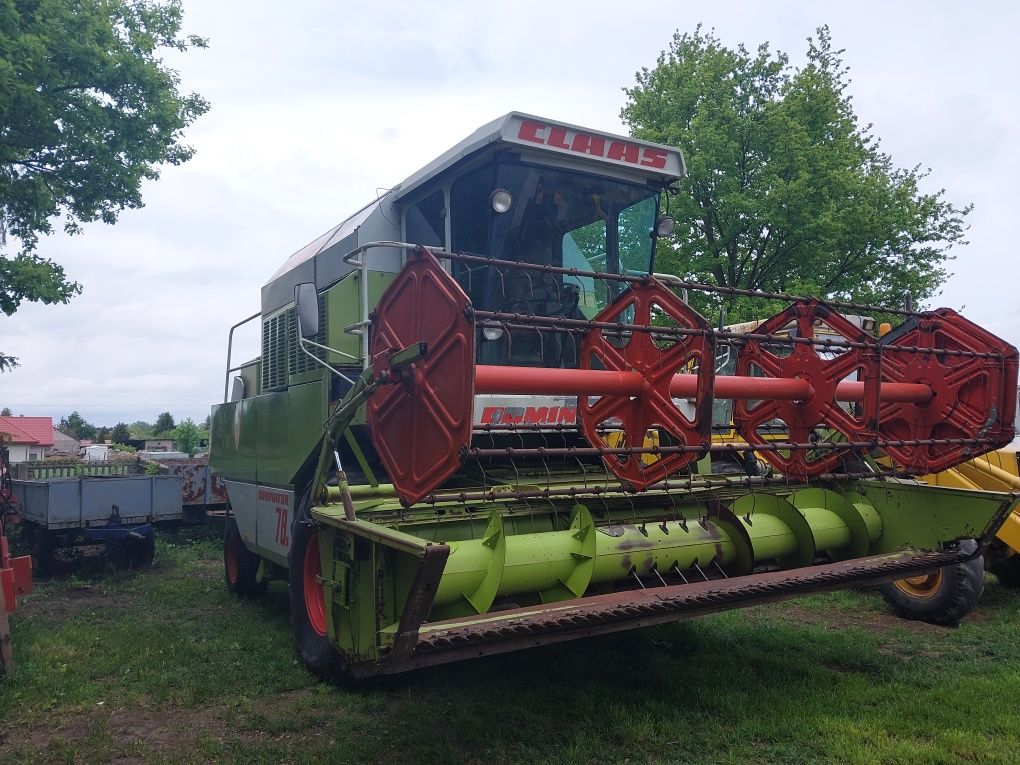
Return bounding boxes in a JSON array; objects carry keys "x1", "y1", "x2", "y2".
[
  {"x1": 50, "y1": 428, "x2": 80, "y2": 455},
  {"x1": 0, "y1": 416, "x2": 55, "y2": 463},
  {"x1": 143, "y1": 438, "x2": 176, "y2": 452}
]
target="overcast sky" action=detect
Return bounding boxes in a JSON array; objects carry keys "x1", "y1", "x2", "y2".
[{"x1": 2, "y1": 1, "x2": 1018, "y2": 426}]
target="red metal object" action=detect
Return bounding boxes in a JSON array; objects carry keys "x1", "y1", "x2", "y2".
[
  {"x1": 879, "y1": 308, "x2": 1019, "y2": 473},
  {"x1": 475, "y1": 365, "x2": 932, "y2": 403},
  {"x1": 367, "y1": 247, "x2": 475, "y2": 507},
  {"x1": 1, "y1": 445, "x2": 32, "y2": 614},
  {"x1": 577, "y1": 279, "x2": 716, "y2": 491},
  {"x1": 733, "y1": 301, "x2": 883, "y2": 479}
]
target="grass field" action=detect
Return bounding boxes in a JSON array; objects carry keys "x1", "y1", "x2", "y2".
[{"x1": 2, "y1": 528, "x2": 1019, "y2": 765}]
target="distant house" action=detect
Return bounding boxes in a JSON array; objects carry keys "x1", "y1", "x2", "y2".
[
  {"x1": 51, "y1": 428, "x2": 80, "y2": 455},
  {"x1": 0, "y1": 416, "x2": 55, "y2": 463},
  {"x1": 143, "y1": 439, "x2": 176, "y2": 452}
]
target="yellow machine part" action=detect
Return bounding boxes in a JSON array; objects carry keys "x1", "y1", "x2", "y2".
[{"x1": 921, "y1": 449, "x2": 1020, "y2": 555}]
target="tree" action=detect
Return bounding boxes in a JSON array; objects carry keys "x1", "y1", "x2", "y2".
[
  {"x1": 621, "y1": 26, "x2": 969, "y2": 323},
  {"x1": 0, "y1": 407, "x2": 10, "y2": 416},
  {"x1": 58, "y1": 410, "x2": 95, "y2": 440},
  {"x1": 0, "y1": 0, "x2": 209, "y2": 371},
  {"x1": 95, "y1": 425, "x2": 111, "y2": 443},
  {"x1": 152, "y1": 411, "x2": 175, "y2": 435},
  {"x1": 129, "y1": 420, "x2": 153, "y2": 439},
  {"x1": 173, "y1": 417, "x2": 200, "y2": 457},
  {"x1": 110, "y1": 422, "x2": 131, "y2": 444}
]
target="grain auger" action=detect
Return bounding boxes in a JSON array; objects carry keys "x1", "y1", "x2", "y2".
[{"x1": 210, "y1": 112, "x2": 1020, "y2": 679}]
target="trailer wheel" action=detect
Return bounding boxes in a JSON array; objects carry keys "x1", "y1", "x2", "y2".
[
  {"x1": 113, "y1": 531, "x2": 156, "y2": 569},
  {"x1": 25, "y1": 522, "x2": 55, "y2": 578},
  {"x1": 989, "y1": 554, "x2": 1020, "y2": 587},
  {"x1": 288, "y1": 508, "x2": 346, "y2": 679},
  {"x1": 131, "y1": 530, "x2": 156, "y2": 567},
  {"x1": 224, "y1": 517, "x2": 267, "y2": 597},
  {"x1": 881, "y1": 540, "x2": 985, "y2": 625}
]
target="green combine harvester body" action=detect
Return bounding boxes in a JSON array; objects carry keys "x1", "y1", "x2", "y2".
[{"x1": 210, "y1": 113, "x2": 1019, "y2": 679}]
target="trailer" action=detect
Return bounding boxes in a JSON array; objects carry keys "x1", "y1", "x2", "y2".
[
  {"x1": 210, "y1": 112, "x2": 1020, "y2": 679},
  {"x1": 12, "y1": 473, "x2": 183, "y2": 574}
]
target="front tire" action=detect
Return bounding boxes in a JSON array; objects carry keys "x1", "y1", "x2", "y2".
[
  {"x1": 288, "y1": 506, "x2": 346, "y2": 679},
  {"x1": 881, "y1": 540, "x2": 985, "y2": 625}
]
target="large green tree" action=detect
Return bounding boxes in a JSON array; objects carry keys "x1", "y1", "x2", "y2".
[
  {"x1": 172, "y1": 416, "x2": 199, "y2": 456},
  {"x1": 621, "y1": 26, "x2": 969, "y2": 322},
  {"x1": 152, "y1": 411, "x2": 174, "y2": 435},
  {"x1": 0, "y1": 0, "x2": 208, "y2": 370},
  {"x1": 110, "y1": 422, "x2": 131, "y2": 443},
  {"x1": 58, "y1": 410, "x2": 95, "y2": 440}
]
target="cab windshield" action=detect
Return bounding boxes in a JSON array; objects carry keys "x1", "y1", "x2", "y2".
[{"x1": 448, "y1": 161, "x2": 660, "y2": 367}]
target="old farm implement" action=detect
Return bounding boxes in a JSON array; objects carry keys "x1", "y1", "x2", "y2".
[
  {"x1": 210, "y1": 113, "x2": 1019, "y2": 679},
  {"x1": 1, "y1": 442, "x2": 32, "y2": 672}
]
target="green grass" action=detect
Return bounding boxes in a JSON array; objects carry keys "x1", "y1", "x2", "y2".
[{"x1": 2, "y1": 529, "x2": 1019, "y2": 764}]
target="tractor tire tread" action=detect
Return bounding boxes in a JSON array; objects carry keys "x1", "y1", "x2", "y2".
[{"x1": 880, "y1": 541, "x2": 984, "y2": 626}]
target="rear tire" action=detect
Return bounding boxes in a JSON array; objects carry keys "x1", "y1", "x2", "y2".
[
  {"x1": 989, "y1": 554, "x2": 1020, "y2": 587},
  {"x1": 224, "y1": 517, "x2": 267, "y2": 597},
  {"x1": 881, "y1": 540, "x2": 984, "y2": 625},
  {"x1": 289, "y1": 503, "x2": 347, "y2": 679}
]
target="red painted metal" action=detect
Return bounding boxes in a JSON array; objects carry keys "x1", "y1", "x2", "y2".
[
  {"x1": 366, "y1": 248, "x2": 1016, "y2": 499},
  {"x1": 733, "y1": 301, "x2": 883, "y2": 479},
  {"x1": 303, "y1": 532, "x2": 327, "y2": 637},
  {"x1": 367, "y1": 247, "x2": 475, "y2": 507},
  {"x1": 879, "y1": 308, "x2": 1019, "y2": 474},
  {"x1": 577, "y1": 279, "x2": 716, "y2": 491},
  {"x1": 1, "y1": 445, "x2": 32, "y2": 614},
  {"x1": 474, "y1": 365, "x2": 932, "y2": 403}
]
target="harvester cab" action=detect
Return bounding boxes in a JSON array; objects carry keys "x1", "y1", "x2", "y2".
[{"x1": 211, "y1": 113, "x2": 1020, "y2": 680}]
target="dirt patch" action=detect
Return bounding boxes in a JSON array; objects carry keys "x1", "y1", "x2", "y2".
[
  {"x1": 1, "y1": 689, "x2": 320, "y2": 763},
  {"x1": 760, "y1": 601, "x2": 947, "y2": 636},
  {"x1": 16, "y1": 583, "x2": 128, "y2": 622}
]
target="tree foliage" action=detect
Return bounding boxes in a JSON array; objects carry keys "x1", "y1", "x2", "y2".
[
  {"x1": 128, "y1": 420, "x2": 153, "y2": 439},
  {"x1": 0, "y1": 0, "x2": 208, "y2": 370},
  {"x1": 621, "y1": 26, "x2": 969, "y2": 323},
  {"x1": 173, "y1": 416, "x2": 199, "y2": 456},
  {"x1": 110, "y1": 422, "x2": 131, "y2": 444},
  {"x1": 58, "y1": 410, "x2": 95, "y2": 440},
  {"x1": 152, "y1": 411, "x2": 175, "y2": 435}
]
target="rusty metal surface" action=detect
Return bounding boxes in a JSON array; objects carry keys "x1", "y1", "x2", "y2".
[
  {"x1": 158, "y1": 457, "x2": 227, "y2": 506},
  {"x1": 358, "y1": 548, "x2": 973, "y2": 677},
  {"x1": 389, "y1": 543, "x2": 451, "y2": 662}
]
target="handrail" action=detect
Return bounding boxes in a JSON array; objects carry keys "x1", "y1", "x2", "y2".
[
  {"x1": 342, "y1": 241, "x2": 422, "y2": 363},
  {"x1": 222, "y1": 311, "x2": 261, "y2": 403}
]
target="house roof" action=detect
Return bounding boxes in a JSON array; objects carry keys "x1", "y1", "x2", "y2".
[{"x1": 0, "y1": 416, "x2": 55, "y2": 446}]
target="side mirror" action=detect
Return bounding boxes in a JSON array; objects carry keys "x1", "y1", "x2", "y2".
[{"x1": 294, "y1": 282, "x2": 319, "y2": 339}]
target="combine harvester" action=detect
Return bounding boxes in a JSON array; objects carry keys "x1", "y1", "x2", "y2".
[{"x1": 211, "y1": 113, "x2": 1020, "y2": 679}]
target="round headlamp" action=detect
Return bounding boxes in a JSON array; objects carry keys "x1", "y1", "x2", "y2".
[{"x1": 490, "y1": 188, "x2": 513, "y2": 214}]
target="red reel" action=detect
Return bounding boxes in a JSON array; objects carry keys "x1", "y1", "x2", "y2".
[
  {"x1": 733, "y1": 300, "x2": 881, "y2": 479},
  {"x1": 578, "y1": 279, "x2": 715, "y2": 491},
  {"x1": 878, "y1": 308, "x2": 1018, "y2": 474},
  {"x1": 367, "y1": 247, "x2": 475, "y2": 507}
]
